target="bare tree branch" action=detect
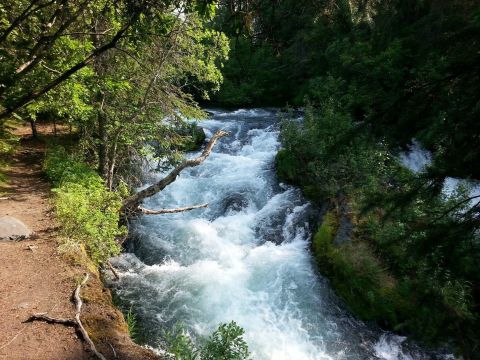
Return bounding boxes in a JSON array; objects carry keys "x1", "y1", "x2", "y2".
[
  {"x1": 433, "y1": 194, "x2": 480, "y2": 222},
  {"x1": 25, "y1": 313, "x2": 77, "y2": 326},
  {"x1": 122, "y1": 130, "x2": 229, "y2": 215},
  {"x1": 139, "y1": 203, "x2": 208, "y2": 214}
]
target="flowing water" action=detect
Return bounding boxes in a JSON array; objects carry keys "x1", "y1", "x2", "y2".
[{"x1": 110, "y1": 109, "x2": 451, "y2": 360}]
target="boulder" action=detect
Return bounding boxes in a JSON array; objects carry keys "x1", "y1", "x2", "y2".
[{"x1": 0, "y1": 216, "x2": 32, "y2": 240}]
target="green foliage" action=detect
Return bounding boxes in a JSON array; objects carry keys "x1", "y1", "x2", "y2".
[
  {"x1": 126, "y1": 307, "x2": 138, "y2": 341},
  {"x1": 166, "y1": 321, "x2": 250, "y2": 360},
  {"x1": 313, "y1": 211, "x2": 408, "y2": 329},
  {"x1": 44, "y1": 146, "x2": 125, "y2": 264},
  {"x1": 0, "y1": 1, "x2": 229, "y2": 190},
  {"x1": 175, "y1": 123, "x2": 207, "y2": 152},
  {"x1": 278, "y1": 102, "x2": 391, "y2": 202},
  {"x1": 165, "y1": 325, "x2": 199, "y2": 360},
  {"x1": 279, "y1": 100, "x2": 480, "y2": 353},
  {"x1": 200, "y1": 322, "x2": 250, "y2": 360},
  {"x1": 0, "y1": 121, "x2": 18, "y2": 186}
]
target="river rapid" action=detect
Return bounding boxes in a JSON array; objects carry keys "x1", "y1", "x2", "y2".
[{"x1": 110, "y1": 109, "x2": 452, "y2": 360}]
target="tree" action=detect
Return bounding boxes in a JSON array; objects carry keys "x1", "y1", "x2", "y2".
[{"x1": 0, "y1": 0, "x2": 218, "y2": 122}]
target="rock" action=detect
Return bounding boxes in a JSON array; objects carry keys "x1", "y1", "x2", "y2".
[
  {"x1": 193, "y1": 126, "x2": 206, "y2": 147},
  {"x1": 221, "y1": 192, "x2": 249, "y2": 213},
  {"x1": 0, "y1": 216, "x2": 32, "y2": 240},
  {"x1": 333, "y1": 214, "x2": 353, "y2": 246},
  {"x1": 333, "y1": 200, "x2": 353, "y2": 246}
]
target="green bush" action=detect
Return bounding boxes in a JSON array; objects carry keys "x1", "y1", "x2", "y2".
[
  {"x1": 0, "y1": 122, "x2": 18, "y2": 186},
  {"x1": 279, "y1": 96, "x2": 480, "y2": 354},
  {"x1": 166, "y1": 321, "x2": 250, "y2": 360},
  {"x1": 44, "y1": 146, "x2": 125, "y2": 264}
]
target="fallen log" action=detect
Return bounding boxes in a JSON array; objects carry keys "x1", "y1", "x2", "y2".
[{"x1": 121, "y1": 130, "x2": 229, "y2": 216}]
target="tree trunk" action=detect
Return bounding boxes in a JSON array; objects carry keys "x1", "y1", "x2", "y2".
[
  {"x1": 93, "y1": 16, "x2": 110, "y2": 181},
  {"x1": 30, "y1": 120, "x2": 38, "y2": 138},
  {"x1": 97, "y1": 109, "x2": 108, "y2": 180}
]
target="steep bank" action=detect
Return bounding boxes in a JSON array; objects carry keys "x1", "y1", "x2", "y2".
[{"x1": 0, "y1": 123, "x2": 160, "y2": 360}]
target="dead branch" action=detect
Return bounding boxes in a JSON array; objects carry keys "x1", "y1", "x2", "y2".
[
  {"x1": 107, "y1": 261, "x2": 120, "y2": 280},
  {"x1": 25, "y1": 273, "x2": 107, "y2": 360},
  {"x1": 139, "y1": 203, "x2": 208, "y2": 214},
  {"x1": 121, "y1": 130, "x2": 229, "y2": 215}
]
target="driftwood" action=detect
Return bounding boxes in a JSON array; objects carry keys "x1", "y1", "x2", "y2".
[
  {"x1": 25, "y1": 273, "x2": 107, "y2": 360},
  {"x1": 121, "y1": 130, "x2": 229, "y2": 216}
]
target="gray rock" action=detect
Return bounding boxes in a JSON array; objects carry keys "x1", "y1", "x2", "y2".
[
  {"x1": 333, "y1": 214, "x2": 354, "y2": 246},
  {"x1": 333, "y1": 200, "x2": 353, "y2": 246},
  {"x1": 0, "y1": 216, "x2": 32, "y2": 240}
]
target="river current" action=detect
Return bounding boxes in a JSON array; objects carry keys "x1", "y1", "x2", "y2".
[{"x1": 110, "y1": 109, "x2": 452, "y2": 360}]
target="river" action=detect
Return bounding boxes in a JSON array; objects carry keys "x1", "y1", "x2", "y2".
[{"x1": 109, "y1": 109, "x2": 451, "y2": 360}]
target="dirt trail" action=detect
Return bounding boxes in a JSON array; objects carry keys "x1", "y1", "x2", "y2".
[{"x1": 0, "y1": 124, "x2": 160, "y2": 360}]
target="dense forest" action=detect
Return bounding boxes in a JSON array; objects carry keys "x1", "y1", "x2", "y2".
[{"x1": 1, "y1": 0, "x2": 479, "y2": 359}]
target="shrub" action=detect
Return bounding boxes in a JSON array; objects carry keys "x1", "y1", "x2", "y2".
[
  {"x1": 200, "y1": 322, "x2": 250, "y2": 360},
  {"x1": 44, "y1": 146, "x2": 125, "y2": 264},
  {"x1": 0, "y1": 122, "x2": 18, "y2": 186},
  {"x1": 166, "y1": 321, "x2": 250, "y2": 360}
]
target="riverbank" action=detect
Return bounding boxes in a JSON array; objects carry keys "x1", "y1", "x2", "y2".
[
  {"x1": 275, "y1": 105, "x2": 479, "y2": 358},
  {"x1": 0, "y1": 123, "x2": 160, "y2": 360}
]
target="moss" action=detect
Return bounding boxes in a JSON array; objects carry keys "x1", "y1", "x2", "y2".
[{"x1": 312, "y1": 210, "x2": 411, "y2": 329}]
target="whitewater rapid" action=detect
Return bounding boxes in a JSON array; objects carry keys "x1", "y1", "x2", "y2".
[{"x1": 110, "y1": 109, "x2": 447, "y2": 360}]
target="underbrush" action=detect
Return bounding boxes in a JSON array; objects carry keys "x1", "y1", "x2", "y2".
[
  {"x1": 44, "y1": 146, "x2": 126, "y2": 265},
  {"x1": 0, "y1": 121, "x2": 19, "y2": 189},
  {"x1": 312, "y1": 208, "x2": 477, "y2": 350}
]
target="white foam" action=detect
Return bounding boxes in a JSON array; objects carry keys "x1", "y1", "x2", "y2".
[
  {"x1": 374, "y1": 335, "x2": 413, "y2": 360},
  {"x1": 399, "y1": 139, "x2": 480, "y2": 204}
]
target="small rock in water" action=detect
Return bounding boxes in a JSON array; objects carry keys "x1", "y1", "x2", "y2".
[{"x1": 0, "y1": 216, "x2": 32, "y2": 240}]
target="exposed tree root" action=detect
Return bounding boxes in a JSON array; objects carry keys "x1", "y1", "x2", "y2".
[{"x1": 25, "y1": 273, "x2": 107, "y2": 360}]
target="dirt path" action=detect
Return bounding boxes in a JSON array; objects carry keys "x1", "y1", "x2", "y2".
[{"x1": 0, "y1": 124, "x2": 161, "y2": 360}]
